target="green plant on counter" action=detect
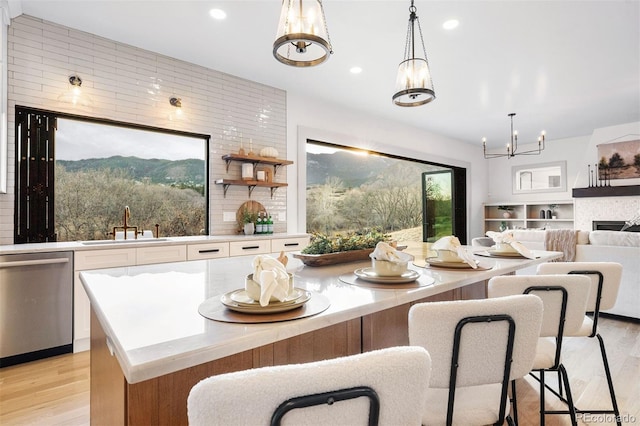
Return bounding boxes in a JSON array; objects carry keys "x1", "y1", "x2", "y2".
[
  {"x1": 238, "y1": 207, "x2": 258, "y2": 228},
  {"x1": 301, "y1": 229, "x2": 390, "y2": 255}
]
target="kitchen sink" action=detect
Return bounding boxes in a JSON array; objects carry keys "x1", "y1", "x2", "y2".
[{"x1": 80, "y1": 238, "x2": 168, "y2": 245}]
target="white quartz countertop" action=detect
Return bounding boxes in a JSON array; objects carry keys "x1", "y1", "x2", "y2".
[
  {"x1": 0, "y1": 233, "x2": 308, "y2": 255},
  {"x1": 80, "y1": 248, "x2": 561, "y2": 384}
]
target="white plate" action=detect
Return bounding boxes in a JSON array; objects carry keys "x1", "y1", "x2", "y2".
[
  {"x1": 426, "y1": 259, "x2": 479, "y2": 269},
  {"x1": 221, "y1": 288, "x2": 311, "y2": 314},
  {"x1": 354, "y1": 268, "x2": 420, "y2": 283},
  {"x1": 230, "y1": 288, "x2": 306, "y2": 306},
  {"x1": 485, "y1": 249, "x2": 526, "y2": 258}
]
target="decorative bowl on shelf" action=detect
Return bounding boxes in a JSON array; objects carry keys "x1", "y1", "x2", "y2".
[{"x1": 259, "y1": 147, "x2": 279, "y2": 158}]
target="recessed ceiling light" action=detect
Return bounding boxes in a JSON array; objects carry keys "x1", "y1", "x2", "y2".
[
  {"x1": 209, "y1": 8, "x2": 226, "y2": 20},
  {"x1": 442, "y1": 19, "x2": 459, "y2": 30},
  {"x1": 350, "y1": 67, "x2": 362, "y2": 74}
]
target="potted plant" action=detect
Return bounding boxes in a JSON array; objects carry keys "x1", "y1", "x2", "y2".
[
  {"x1": 548, "y1": 204, "x2": 558, "y2": 219},
  {"x1": 238, "y1": 207, "x2": 258, "y2": 235},
  {"x1": 497, "y1": 205, "x2": 515, "y2": 219}
]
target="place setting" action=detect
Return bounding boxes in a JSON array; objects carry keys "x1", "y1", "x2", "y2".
[
  {"x1": 199, "y1": 252, "x2": 330, "y2": 324},
  {"x1": 410, "y1": 236, "x2": 491, "y2": 271},
  {"x1": 339, "y1": 242, "x2": 435, "y2": 289},
  {"x1": 475, "y1": 231, "x2": 539, "y2": 259}
]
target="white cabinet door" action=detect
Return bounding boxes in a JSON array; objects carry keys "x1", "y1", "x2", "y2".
[
  {"x1": 187, "y1": 242, "x2": 229, "y2": 260},
  {"x1": 271, "y1": 236, "x2": 310, "y2": 253},
  {"x1": 136, "y1": 245, "x2": 187, "y2": 265},
  {"x1": 229, "y1": 240, "x2": 271, "y2": 257}
]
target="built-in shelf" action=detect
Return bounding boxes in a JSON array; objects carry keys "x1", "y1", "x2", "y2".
[
  {"x1": 572, "y1": 185, "x2": 640, "y2": 198},
  {"x1": 483, "y1": 201, "x2": 574, "y2": 232},
  {"x1": 217, "y1": 153, "x2": 293, "y2": 199}
]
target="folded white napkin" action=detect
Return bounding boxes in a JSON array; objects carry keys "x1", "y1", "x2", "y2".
[
  {"x1": 369, "y1": 242, "x2": 413, "y2": 263},
  {"x1": 251, "y1": 255, "x2": 292, "y2": 307},
  {"x1": 431, "y1": 236, "x2": 477, "y2": 268},
  {"x1": 485, "y1": 230, "x2": 536, "y2": 259}
]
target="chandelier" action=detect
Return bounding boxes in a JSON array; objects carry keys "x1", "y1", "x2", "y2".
[
  {"x1": 273, "y1": 0, "x2": 333, "y2": 67},
  {"x1": 392, "y1": 0, "x2": 435, "y2": 107},
  {"x1": 483, "y1": 113, "x2": 546, "y2": 159}
]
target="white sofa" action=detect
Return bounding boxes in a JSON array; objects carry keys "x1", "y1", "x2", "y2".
[{"x1": 479, "y1": 230, "x2": 640, "y2": 320}]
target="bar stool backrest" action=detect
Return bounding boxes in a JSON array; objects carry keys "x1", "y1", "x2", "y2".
[
  {"x1": 187, "y1": 346, "x2": 431, "y2": 426},
  {"x1": 537, "y1": 262, "x2": 622, "y2": 312}
]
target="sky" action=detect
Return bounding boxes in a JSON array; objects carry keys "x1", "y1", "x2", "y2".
[{"x1": 56, "y1": 118, "x2": 206, "y2": 161}]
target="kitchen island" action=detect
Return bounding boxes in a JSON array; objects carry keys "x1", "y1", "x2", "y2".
[{"x1": 81, "y1": 245, "x2": 561, "y2": 425}]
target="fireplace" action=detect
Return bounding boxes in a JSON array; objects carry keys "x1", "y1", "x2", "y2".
[{"x1": 592, "y1": 221, "x2": 640, "y2": 232}]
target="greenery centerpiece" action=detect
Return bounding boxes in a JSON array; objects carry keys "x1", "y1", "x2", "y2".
[{"x1": 295, "y1": 229, "x2": 391, "y2": 266}]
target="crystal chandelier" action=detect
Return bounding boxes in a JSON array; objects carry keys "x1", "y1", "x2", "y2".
[
  {"x1": 483, "y1": 113, "x2": 546, "y2": 159},
  {"x1": 392, "y1": 0, "x2": 435, "y2": 107}
]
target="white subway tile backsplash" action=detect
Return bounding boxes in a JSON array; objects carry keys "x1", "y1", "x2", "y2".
[{"x1": 0, "y1": 14, "x2": 288, "y2": 244}]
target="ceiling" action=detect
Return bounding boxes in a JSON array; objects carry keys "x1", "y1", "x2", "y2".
[{"x1": 12, "y1": 0, "x2": 640, "y2": 148}]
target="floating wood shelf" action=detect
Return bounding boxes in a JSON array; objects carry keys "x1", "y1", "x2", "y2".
[
  {"x1": 215, "y1": 179, "x2": 288, "y2": 199},
  {"x1": 221, "y1": 154, "x2": 293, "y2": 174},
  {"x1": 572, "y1": 185, "x2": 640, "y2": 198}
]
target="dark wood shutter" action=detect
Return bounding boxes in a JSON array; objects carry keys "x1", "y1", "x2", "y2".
[{"x1": 15, "y1": 107, "x2": 57, "y2": 243}]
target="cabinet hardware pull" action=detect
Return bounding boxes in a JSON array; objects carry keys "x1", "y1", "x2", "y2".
[
  {"x1": 0, "y1": 258, "x2": 70, "y2": 268},
  {"x1": 198, "y1": 249, "x2": 220, "y2": 254},
  {"x1": 242, "y1": 245, "x2": 260, "y2": 250},
  {"x1": 284, "y1": 243, "x2": 299, "y2": 247}
]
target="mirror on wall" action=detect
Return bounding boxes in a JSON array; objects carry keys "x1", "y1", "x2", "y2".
[{"x1": 512, "y1": 161, "x2": 566, "y2": 194}]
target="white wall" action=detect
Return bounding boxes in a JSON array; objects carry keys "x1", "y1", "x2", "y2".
[{"x1": 285, "y1": 92, "x2": 490, "y2": 240}]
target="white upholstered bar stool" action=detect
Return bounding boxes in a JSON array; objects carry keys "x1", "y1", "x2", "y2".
[
  {"x1": 537, "y1": 261, "x2": 623, "y2": 425},
  {"x1": 408, "y1": 294, "x2": 543, "y2": 426},
  {"x1": 187, "y1": 346, "x2": 431, "y2": 426},
  {"x1": 488, "y1": 274, "x2": 591, "y2": 426}
]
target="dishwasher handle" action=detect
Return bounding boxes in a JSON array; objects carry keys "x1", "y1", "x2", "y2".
[{"x1": 0, "y1": 258, "x2": 70, "y2": 268}]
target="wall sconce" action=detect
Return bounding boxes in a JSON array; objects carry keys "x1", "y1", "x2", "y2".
[
  {"x1": 169, "y1": 96, "x2": 186, "y2": 121},
  {"x1": 57, "y1": 74, "x2": 93, "y2": 107}
]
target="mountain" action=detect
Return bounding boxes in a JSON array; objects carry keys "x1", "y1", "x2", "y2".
[
  {"x1": 57, "y1": 156, "x2": 205, "y2": 185},
  {"x1": 306, "y1": 151, "x2": 395, "y2": 188}
]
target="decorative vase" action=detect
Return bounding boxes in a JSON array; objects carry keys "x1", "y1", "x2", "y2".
[
  {"x1": 243, "y1": 222, "x2": 255, "y2": 235},
  {"x1": 502, "y1": 212, "x2": 512, "y2": 219}
]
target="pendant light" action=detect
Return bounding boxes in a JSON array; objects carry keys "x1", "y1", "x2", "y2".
[
  {"x1": 392, "y1": 0, "x2": 435, "y2": 107},
  {"x1": 273, "y1": 0, "x2": 333, "y2": 67}
]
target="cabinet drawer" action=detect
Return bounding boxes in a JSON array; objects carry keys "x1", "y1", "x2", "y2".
[
  {"x1": 75, "y1": 248, "x2": 136, "y2": 270},
  {"x1": 229, "y1": 240, "x2": 271, "y2": 257},
  {"x1": 136, "y1": 245, "x2": 187, "y2": 265},
  {"x1": 187, "y1": 243, "x2": 229, "y2": 260},
  {"x1": 271, "y1": 237, "x2": 310, "y2": 253}
]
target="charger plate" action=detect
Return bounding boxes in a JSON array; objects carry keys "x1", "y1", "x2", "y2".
[
  {"x1": 199, "y1": 291, "x2": 330, "y2": 324},
  {"x1": 339, "y1": 272, "x2": 434, "y2": 290},
  {"x1": 230, "y1": 288, "x2": 308, "y2": 307},
  {"x1": 354, "y1": 267, "x2": 420, "y2": 283},
  {"x1": 476, "y1": 250, "x2": 538, "y2": 259},
  {"x1": 221, "y1": 288, "x2": 311, "y2": 314},
  {"x1": 425, "y1": 259, "x2": 480, "y2": 269}
]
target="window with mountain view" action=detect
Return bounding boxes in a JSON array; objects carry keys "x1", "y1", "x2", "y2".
[
  {"x1": 306, "y1": 141, "x2": 464, "y2": 243},
  {"x1": 54, "y1": 118, "x2": 208, "y2": 241}
]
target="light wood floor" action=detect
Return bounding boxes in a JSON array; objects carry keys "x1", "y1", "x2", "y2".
[{"x1": 1, "y1": 317, "x2": 638, "y2": 425}]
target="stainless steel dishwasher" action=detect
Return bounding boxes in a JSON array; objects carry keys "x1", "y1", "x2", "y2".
[{"x1": 0, "y1": 251, "x2": 73, "y2": 367}]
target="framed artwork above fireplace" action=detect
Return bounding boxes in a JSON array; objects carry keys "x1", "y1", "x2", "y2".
[{"x1": 596, "y1": 139, "x2": 640, "y2": 181}]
